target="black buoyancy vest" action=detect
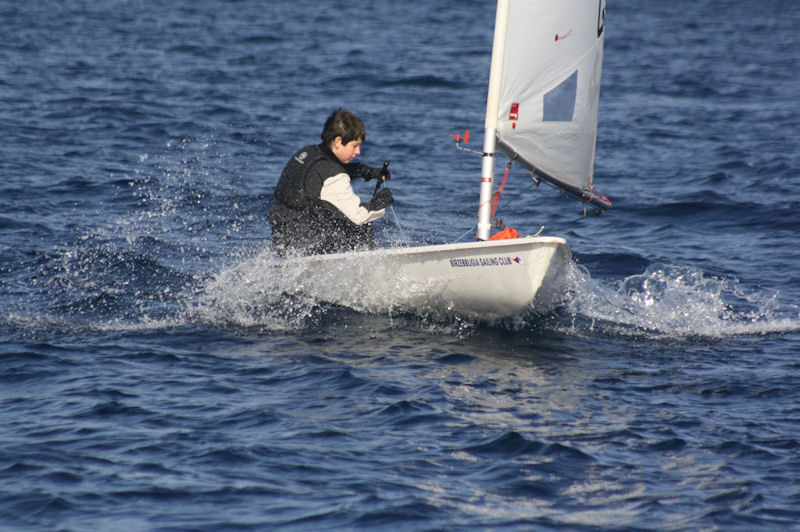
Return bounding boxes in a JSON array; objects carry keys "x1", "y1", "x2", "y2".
[{"x1": 273, "y1": 143, "x2": 341, "y2": 211}]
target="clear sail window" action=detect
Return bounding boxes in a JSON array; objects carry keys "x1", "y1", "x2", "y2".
[{"x1": 543, "y1": 71, "x2": 577, "y2": 122}]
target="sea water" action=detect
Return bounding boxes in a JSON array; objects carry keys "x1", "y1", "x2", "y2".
[{"x1": 2, "y1": 1, "x2": 799, "y2": 530}]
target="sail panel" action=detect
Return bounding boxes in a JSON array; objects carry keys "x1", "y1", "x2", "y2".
[{"x1": 496, "y1": 0, "x2": 605, "y2": 193}]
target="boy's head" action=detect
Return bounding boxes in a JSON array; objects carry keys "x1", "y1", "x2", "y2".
[{"x1": 321, "y1": 108, "x2": 366, "y2": 147}]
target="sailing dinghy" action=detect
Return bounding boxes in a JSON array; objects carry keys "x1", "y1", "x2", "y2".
[{"x1": 276, "y1": 0, "x2": 609, "y2": 320}]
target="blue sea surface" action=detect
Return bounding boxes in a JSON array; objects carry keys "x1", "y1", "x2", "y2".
[{"x1": 2, "y1": 1, "x2": 800, "y2": 530}]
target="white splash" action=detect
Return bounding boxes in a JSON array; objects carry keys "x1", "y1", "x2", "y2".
[
  {"x1": 188, "y1": 248, "x2": 325, "y2": 331},
  {"x1": 561, "y1": 262, "x2": 800, "y2": 339},
  {"x1": 187, "y1": 245, "x2": 480, "y2": 333}
]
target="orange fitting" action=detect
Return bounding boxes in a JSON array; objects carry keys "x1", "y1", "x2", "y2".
[{"x1": 450, "y1": 130, "x2": 470, "y2": 144}]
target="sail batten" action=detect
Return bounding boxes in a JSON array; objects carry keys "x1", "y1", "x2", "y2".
[{"x1": 494, "y1": 0, "x2": 606, "y2": 204}]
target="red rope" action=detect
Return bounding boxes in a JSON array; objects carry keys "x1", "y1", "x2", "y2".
[{"x1": 491, "y1": 162, "x2": 513, "y2": 219}]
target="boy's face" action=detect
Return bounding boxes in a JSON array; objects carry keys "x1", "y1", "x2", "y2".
[{"x1": 332, "y1": 136, "x2": 362, "y2": 164}]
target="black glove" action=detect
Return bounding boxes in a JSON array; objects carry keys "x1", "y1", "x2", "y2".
[{"x1": 365, "y1": 187, "x2": 394, "y2": 211}]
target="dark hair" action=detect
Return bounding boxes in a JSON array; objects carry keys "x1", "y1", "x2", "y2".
[{"x1": 321, "y1": 108, "x2": 366, "y2": 146}]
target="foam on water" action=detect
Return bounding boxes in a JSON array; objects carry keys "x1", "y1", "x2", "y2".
[
  {"x1": 189, "y1": 248, "x2": 325, "y2": 331},
  {"x1": 560, "y1": 262, "x2": 800, "y2": 340},
  {"x1": 189, "y1": 246, "x2": 477, "y2": 335}
]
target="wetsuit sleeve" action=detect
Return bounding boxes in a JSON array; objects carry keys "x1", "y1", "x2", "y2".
[
  {"x1": 343, "y1": 162, "x2": 375, "y2": 180},
  {"x1": 319, "y1": 173, "x2": 386, "y2": 225}
]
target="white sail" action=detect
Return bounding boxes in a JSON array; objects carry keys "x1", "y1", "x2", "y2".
[{"x1": 495, "y1": 0, "x2": 606, "y2": 203}]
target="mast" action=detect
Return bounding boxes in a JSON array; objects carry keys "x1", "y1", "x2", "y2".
[{"x1": 476, "y1": 0, "x2": 510, "y2": 241}]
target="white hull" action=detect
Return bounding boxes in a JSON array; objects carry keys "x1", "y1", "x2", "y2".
[{"x1": 278, "y1": 236, "x2": 572, "y2": 320}]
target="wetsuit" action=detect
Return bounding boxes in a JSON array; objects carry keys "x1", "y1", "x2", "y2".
[{"x1": 268, "y1": 143, "x2": 392, "y2": 256}]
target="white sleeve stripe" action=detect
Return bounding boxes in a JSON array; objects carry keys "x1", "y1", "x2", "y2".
[{"x1": 320, "y1": 173, "x2": 385, "y2": 225}]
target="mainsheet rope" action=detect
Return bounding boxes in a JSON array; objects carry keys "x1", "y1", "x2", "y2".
[{"x1": 387, "y1": 204, "x2": 409, "y2": 245}]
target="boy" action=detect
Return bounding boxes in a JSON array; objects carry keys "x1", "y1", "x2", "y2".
[{"x1": 269, "y1": 109, "x2": 394, "y2": 256}]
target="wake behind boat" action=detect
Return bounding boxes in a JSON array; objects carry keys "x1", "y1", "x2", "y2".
[{"x1": 273, "y1": 0, "x2": 609, "y2": 320}]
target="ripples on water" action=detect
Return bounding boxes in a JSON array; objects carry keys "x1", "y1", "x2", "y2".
[{"x1": 2, "y1": 0, "x2": 800, "y2": 530}]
